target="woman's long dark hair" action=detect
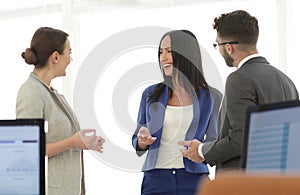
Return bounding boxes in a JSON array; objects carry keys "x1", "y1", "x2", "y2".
[{"x1": 151, "y1": 30, "x2": 207, "y2": 102}]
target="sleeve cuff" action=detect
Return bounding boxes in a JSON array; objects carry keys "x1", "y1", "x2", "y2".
[{"x1": 198, "y1": 143, "x2": 205, "y2": 158}]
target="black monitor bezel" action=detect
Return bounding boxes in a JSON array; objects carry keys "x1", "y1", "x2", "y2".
[
  {"x1": 241, "y1": 100, "x2": 300, "y2": 169},
  {"x1": 0, "y1": 118, "x2": 45, "y2": 195}
]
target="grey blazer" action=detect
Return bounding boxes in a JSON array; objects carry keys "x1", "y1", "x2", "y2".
[
  {"x1": 202, "y1": 57, "x2": 299, "y2": 170},
  {"x1": 16, "y1": 73, "x2": 85, "y2": 195}
]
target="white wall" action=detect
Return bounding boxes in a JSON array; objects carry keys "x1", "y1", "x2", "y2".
[{"x1": 0, "y1": 0, "x2": 299, "y2": 194}]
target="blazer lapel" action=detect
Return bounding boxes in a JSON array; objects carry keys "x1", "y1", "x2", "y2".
[
  {"x1": 185, "y1": 88, "x2": 212, "y2": 140},
  {"x1": 149, "y1": 86, "x2": 168, "y2": 149},
  {"x1": 185, "y1": 92, "x2": 200, "y2": 140}
]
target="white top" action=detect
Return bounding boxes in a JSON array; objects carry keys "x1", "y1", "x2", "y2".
[{"x1": 155, "y1": 104, "x2": 193, "y2": 169}]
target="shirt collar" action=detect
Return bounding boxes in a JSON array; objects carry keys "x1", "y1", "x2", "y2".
[
  {"x1": 30, "y1": 72, "x2": 57, "y2": 93},
  {"x1": 237, "y1": 53, "x2": 261, "y2": 69}
]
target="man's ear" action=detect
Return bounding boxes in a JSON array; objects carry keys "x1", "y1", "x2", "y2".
[{"x1": 226, "y1": 43, "x2": 235, "y2": 55}]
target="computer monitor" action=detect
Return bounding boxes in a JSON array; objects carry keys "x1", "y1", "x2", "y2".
[
  {"x1": 0, "y1": 119, "x2": 45, "y2": 195},
  {"x1": 241, "y1": 100, "x2": 300, "y2": 173}
]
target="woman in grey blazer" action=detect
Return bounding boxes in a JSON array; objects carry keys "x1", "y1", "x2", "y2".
[{"x1": 16, "y1": 27, "x2": 105, "y2": 195}]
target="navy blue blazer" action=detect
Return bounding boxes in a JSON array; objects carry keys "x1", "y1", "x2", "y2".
[{"x1": 132, "y1": 84, "x2": 222, "y2": 173}]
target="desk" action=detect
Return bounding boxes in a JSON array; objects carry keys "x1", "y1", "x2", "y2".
[{"x1": 198, "y1": 172, "x2": 300, "y2": 195}]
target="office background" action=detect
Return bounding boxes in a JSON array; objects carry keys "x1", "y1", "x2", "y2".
[{"x1": 0, "y1": 0, "x2": 299, "y2": 194}]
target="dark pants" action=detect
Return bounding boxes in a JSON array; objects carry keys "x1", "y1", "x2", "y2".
[{"x1": 141, "y1": 168, "x2": 208, "y2": 195}]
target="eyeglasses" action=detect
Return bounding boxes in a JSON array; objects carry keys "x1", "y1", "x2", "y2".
[{"x1": 213, "y1": 41, "x2": 239, "y2": 49}]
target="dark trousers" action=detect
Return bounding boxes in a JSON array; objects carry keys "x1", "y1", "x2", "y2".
[{"x1": 141, "y1": 168, "x2": 208, "y2": 195}]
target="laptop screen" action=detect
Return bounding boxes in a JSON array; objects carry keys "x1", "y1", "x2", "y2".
[
  {"x1": 241, "y1": 100, "x2": 300, "y2": 173},
  {"x1": 0, "y1": 119, "x2": 45, "y2": 195}
]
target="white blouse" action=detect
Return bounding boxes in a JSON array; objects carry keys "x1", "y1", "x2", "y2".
[{"x1": 155, "y1": 104, "x2": 193, "y2": 169}]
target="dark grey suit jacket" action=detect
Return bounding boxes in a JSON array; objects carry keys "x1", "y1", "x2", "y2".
[{"x1": 202, "y1": 56, "x2": 299, "y2": 170}]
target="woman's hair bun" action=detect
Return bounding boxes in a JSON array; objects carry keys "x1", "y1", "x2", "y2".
[{"x1": 21, "y1": 48, "x2": 37, "y2": 65}]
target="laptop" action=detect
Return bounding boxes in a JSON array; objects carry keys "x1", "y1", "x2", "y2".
[
  {"x1": 0, "y1": 119, "x2": 45, "y2": 195},
  {"x1": 241, "y1": 100, "x2": 300, "y2": 173}
]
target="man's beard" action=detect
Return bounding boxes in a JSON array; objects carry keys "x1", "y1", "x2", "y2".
[{"x1": 223, "y1": 49, "x2": 234, "y2": 67}]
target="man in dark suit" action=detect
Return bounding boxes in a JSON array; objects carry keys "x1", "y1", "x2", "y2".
[{"x1": 179, "y1": 10, "x2": 299, "y2": 171}]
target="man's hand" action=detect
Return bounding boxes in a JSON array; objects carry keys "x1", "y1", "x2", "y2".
[{"x1": 178, "y1": 139, "x2": 205, "y2": 163}]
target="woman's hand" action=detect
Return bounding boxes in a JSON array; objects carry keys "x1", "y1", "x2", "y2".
[
  {"x1": 137, "y1": 127, "x2": 156, "y2": 149},
  {"x1": 72, "y1": 129, "x2": 105, "y2": 153},
  {"x1": 46, "y1": 129, "x2": 105, "y2": 158}
]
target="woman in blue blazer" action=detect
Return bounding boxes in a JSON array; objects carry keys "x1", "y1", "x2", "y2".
[{"x1": 132, "y1": 30, "x2": 222, "y2": 195}]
